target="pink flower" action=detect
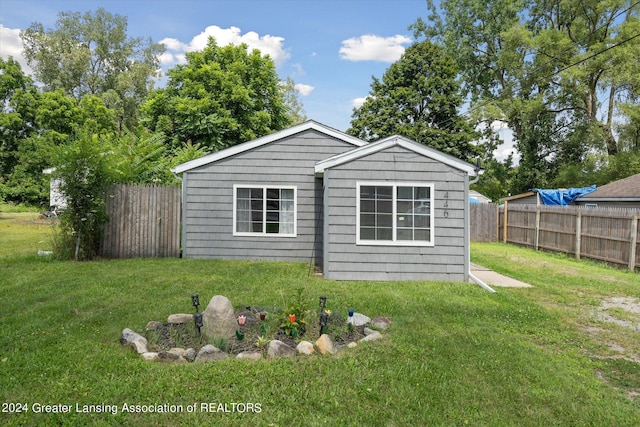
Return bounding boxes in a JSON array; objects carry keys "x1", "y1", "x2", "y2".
[{"x1": 237, "y1": 315, "x2": 246, "y2": 326}]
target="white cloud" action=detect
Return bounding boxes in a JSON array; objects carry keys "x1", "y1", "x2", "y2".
[
  {"x1": 339, "y1": 34, "x2": 412, "y2": 63},
  {"x1": 161, "y1": 25, "x2": 290, "y2": 67},
  {"x1": 351, "y1": 97, "x2": 368, "y2": 108},
  {"x1": 0, "y1": 24, "x2": 32, "y2": 74},
  {"x1": 294, "y1": 83, "x2": 314, "y2": 96}
]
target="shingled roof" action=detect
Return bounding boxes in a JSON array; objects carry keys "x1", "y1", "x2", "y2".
[{"x1": 578, "y1": 173, "x2": 640, "y2": 202}]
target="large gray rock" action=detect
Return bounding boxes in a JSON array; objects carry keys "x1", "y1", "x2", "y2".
[
  {"x1": 202, "y1": 295, "x2": 237, "y2": 340},
  {"x1": 315, "y1": 334, "x2": 338, "y2": 355},
  {"x1": 352, "y1": 312, "x2": 371, "y2": 327},
  {"x1": 120, "y1": 328, "x2": 148, "y2": 354},
  {"x1": 195, "y1": 344, "x2": 228, "y2": 362},
  {"x1": 267, "y1": 340, "x2": 296, "y2": 358}
]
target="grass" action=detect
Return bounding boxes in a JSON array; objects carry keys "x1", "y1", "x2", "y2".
[{"x1": 0, "y1": 211, "x2": 639, "y2": 425}]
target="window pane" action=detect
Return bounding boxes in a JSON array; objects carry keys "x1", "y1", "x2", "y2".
[
  {"x1": 414, "y1": 229, "x2": 430, "y2": 241},
  {"x1": 360, "y1": 199, "x2": 375, "y2": 213},
  {"x1": 377, "y1": 227, "x2": 392, "y2": 240},
  {"x1": 237, "y1": 188, "x2": 250, "y2": 199},
  {"x1": 378, "y1": 213, "x2": 393, "y2": 227},
  {"x1": 360, "y1": 186, "x2": 375, "y2": 198},
  {"x1": 251, "y1": 188, "x2": 263, "y2": 199},
  {"x1": 377, "y1": 186, "x2": 392, "y2": 199},
  {"x1": 237, "y1": 221, "x2": 251, "y2": 233},
  {"x1": 414, "y1": 214, "x2": 430, "y2": 228},
  {"x1": 415, "y1": 187, "x2": 430, "y2": 200},
  {"x1": 397, "y1": 186, "x2": 412, "y2": 200},
  {"x1": 361, "y1": 227, "x2": 375, "y2": 240},
  {"x1": 377, "y1": 200, "x2": 392, "y2": 214},
  {"x1": 397, "y1": 229, "x2": 412, "y2": 240},
  {"x1": 281, "y1": 189, "x2": 294, "y2": 200},
  {"x1": 360, "y1": 213, "x2": 376, "y2": 227}
]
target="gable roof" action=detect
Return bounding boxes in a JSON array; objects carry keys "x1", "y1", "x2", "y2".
[
  {"x1": 172, "y1": 120, "x2": 367, "y2": 174},
  {"x1": 314, "y1": 135, "x2": 480, "y2": 176},
  {"x1": 577, "y1": 173, "x2": 640, "y2": 202}
]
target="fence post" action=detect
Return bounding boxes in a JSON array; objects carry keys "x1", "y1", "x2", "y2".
[
  {"x1": 503, "y1": 202, "x2": 509, "y2": 243},
  {"x1": 575, "y1": 211, "x2": 581, "y2": 260},
  {"x1": 534, "y1": 208, "x2": 541, "y2": 251},
  {"x1": 630, "y1": 215, "x2": 638, "y2": 271}
]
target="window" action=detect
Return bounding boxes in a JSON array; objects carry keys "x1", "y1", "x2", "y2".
[
  {"x1": 234, "y1": 185, "x2": 296, "y2": 236},
  {"x1": 357, "y1": 182, "x2": 434, "y2": 246}
]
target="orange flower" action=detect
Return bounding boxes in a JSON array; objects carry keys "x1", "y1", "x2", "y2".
[{"x1": 288, "y1": 313, "x2": 296, "y2": 323}]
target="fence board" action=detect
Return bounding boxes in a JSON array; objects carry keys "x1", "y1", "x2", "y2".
[
  {"x1": 101, "y1": 184, "x2": 181, "y2": 258},
  {"x1": 470, "y1": 203, "x2": 499, "y2": 242}
]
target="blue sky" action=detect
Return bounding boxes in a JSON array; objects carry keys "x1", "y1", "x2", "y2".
[{"x1": 0, "y1": 0, "x2": 430, "y2": 132}]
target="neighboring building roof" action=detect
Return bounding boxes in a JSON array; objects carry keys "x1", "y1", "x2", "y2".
[
  {"x1": 171, "y1": 120, "x2": 367, "y2": 174},
  {"x1": 469, "y1": 190, "x2": 491, "y2": 203},
  {"x1": 500, "y1": 191, "x2": 537, "y2": 203},
  {"x1": 577, "y1": 173, "x2": 640, "y2": 202},
  {"x1": 315, "y1": 135, "x2": 480, "y2": 176}
]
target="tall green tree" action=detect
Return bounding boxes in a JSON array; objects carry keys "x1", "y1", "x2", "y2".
[
  {"x1": 348, "y1": 40, "x2": 479, "y2": 161},
  {"x1": 21, "y1": 8, "x2": 164, "y2": 131},
  {"x1": 413, "y1": 0, "x2": 640, "y2": 191},
  {"x1": 142, "y1": 37, "x2": 292, "y2": 151}
]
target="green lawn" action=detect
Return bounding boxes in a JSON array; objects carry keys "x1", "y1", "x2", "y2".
[{"x1": 1, "y1": 210, "x2": 639, "y2": 426}]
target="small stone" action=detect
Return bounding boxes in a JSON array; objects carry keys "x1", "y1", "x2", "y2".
[
  {"x1": 158, "y1": 351, "x2": 186, "y2": 363},
  {"x1": 360, "y1": 331, "x2": 383, "y2": 343},
  {"x1": 315, "y1": 334, "x2": 338, "y2": 355},
  {"x1": 168, "y1": 347, "x2": 186, "y2": 357},
  {"x1": 236, "y1": 351, "x2": 263, "y2": 360},
  {"x1": 371, "y1": 316, "x2": 392, "y2": 330},
  {"x1": 364, "y1": 327, "x2": 376, "y2": 336},
  {"x1": 352, "y1": 312, "x2": 371, "y2": 326},
  {"x1": 167, "y1": 313, "x2": 193, "y2": 324},
  {"x1": 267, "y1": 340, "x2": 296, "y2": 358},
  {"x1": 195, "y1": 344, "x2": 228, "y2": 362},
  {"x1": 129, "y1": 340, "x2": 148, "y2": 354},
  {"x1": 296, "y1": 341, "x2": 315, "y2": 355},
  {"x1": 146, "y1": 321, "x2": 164, "y2": 331},
  {"x1": 185, "y1": 348, "x2": 196, "y2": 362},
  {"x1": 120, "y1": 328, "x2": 148, "y2": 354},
  {"x1": 141, "y1": 352, "x2": 159, "y2": 361},
  {"x1": 347, "y1": 342, "x2": 357, "y2": 349}
]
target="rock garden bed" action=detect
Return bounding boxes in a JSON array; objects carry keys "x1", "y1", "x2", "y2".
[{"x1": 120, "y1": 294, "x2": 392, "y2": 363}]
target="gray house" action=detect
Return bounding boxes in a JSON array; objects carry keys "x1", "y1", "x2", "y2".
[{"x1": 172, "y1": 120, "x2": 481, "y2": 282}]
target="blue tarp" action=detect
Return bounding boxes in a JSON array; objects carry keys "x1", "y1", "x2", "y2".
[{"x1": 533, "y1": 185, "x2": 596, "y2": 206}]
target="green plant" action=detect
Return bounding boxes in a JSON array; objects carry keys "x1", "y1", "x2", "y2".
[
  {"x1": 53, "y1": 130, "x2": 114, "y2": 260},
  {"x1": 255, "y1": 335, "x2": 269, "y2": 349},
  {"x1": 279, "y1": 287, "x2": 309, "y2": 337}
]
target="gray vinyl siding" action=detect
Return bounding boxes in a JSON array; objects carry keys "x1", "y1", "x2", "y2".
[
  {"x1": 323, "y1": 146, "x2": 468, "y2": 281},
  {"x1": 181, "y1": 129, "x2": 355, "y2": 263}
]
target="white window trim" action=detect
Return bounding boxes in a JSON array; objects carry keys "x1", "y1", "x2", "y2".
[
  {"x1": 356, "y1": 181, "x2": 435, "y2": 247},
  {"x1": 233, "y1": 185, "x2": 297, "y2": 237}
]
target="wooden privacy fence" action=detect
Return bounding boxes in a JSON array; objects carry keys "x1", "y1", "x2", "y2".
[
  {"x1": 498, "y1": 204, "x2": 640, "y2": 271},
  {"x1": 101, "y1": 184, "x2": 181, "y2": 258},
  {"x1": 470, "y1": 203, "x2": 499, "y2": 242}
]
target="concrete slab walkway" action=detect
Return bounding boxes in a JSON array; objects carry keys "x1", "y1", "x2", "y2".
[{"x1": 470, "y1": 263, "x2": 533, "y2": 288}]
